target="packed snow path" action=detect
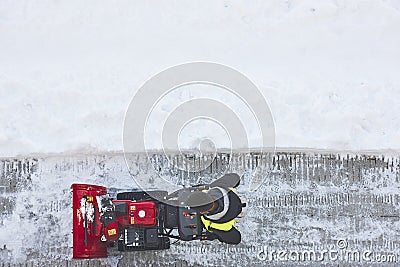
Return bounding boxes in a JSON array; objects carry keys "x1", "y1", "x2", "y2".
[{"x1": 0, "y1": 151, "x2": 400, "y2": 266}]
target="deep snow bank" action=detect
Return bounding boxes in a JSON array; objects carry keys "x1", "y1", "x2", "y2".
[{"x1": 1, "y1": 1, "x2": 400, "y2": 157}]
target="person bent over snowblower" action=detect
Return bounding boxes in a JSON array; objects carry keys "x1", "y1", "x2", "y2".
[{"x1": 186, "y1": 173, "x2": 245, "y2": 245}]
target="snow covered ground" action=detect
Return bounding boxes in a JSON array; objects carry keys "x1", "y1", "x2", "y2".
[
  {"x1": 1, "y1": 0, "x2": 400, "y2": 157},
  {"x1": 1, "y1": 1, "x2": 400, "y2": 266},
  {"x1": 1, "y1": 152, "x2": 400, "y2": 266}
]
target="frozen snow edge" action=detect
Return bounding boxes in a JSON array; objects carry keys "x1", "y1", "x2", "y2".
[{"x1": 3, "y1": 147, "x2": 400, "y2": 160}]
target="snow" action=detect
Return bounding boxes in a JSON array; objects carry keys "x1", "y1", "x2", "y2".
[
  {"x1": 0, "y1": 152, "x2": 399, "y2": 264},
  {"x1": 1, "y1": 0, "x2": 400, "y2": 157},
  {"x1": 1, "y1": 2, "x2": 400, "y2": 264}
]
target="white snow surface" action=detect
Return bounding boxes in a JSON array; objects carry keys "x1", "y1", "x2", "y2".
[{"x1": 1, "y1": 0, "x2": 400, "y2": 157}]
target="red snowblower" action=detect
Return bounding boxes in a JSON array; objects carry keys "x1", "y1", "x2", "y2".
[{"x1": 71, "y1": 183, "x2": 216, "y2": 259}]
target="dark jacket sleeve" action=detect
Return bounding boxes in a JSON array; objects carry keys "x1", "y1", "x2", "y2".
[{"x1": 209, "y1": 173, "x2": 241, "y2": 189}]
